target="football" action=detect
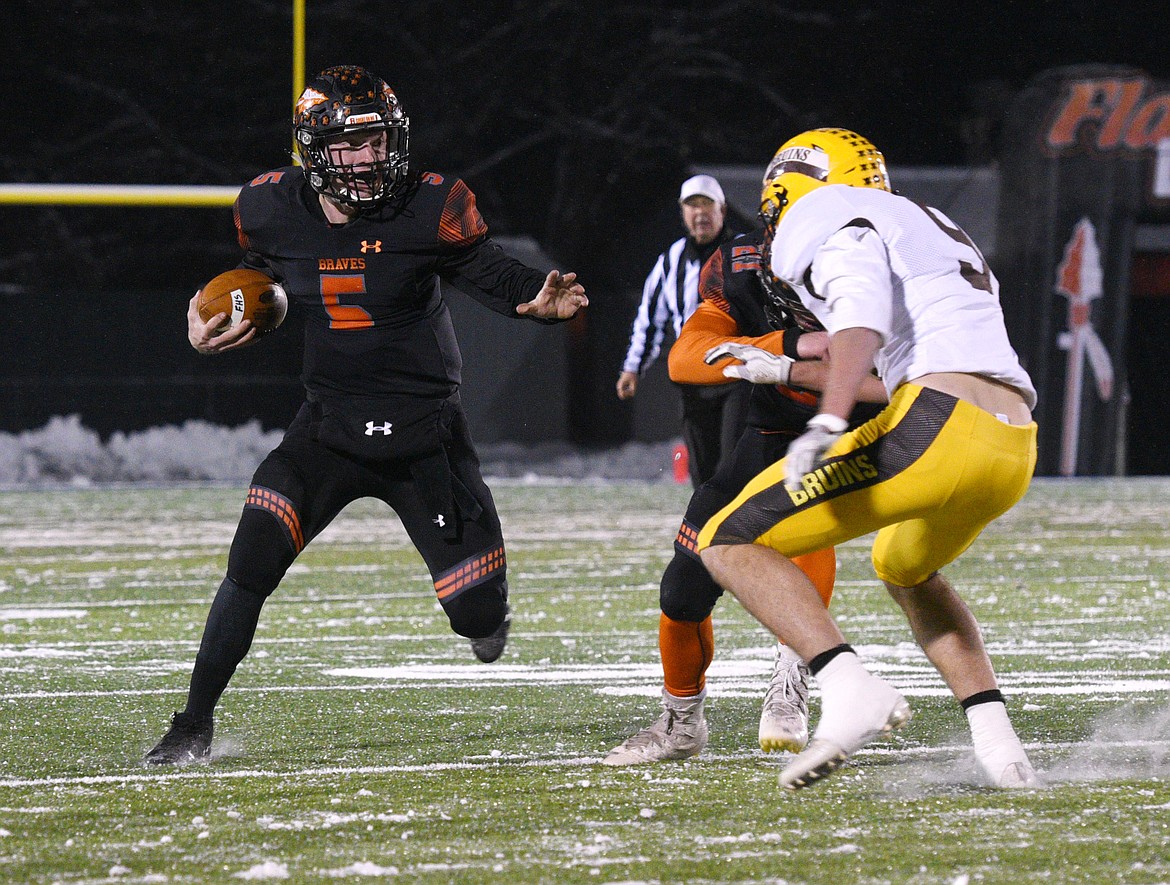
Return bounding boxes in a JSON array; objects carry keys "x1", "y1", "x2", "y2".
[{"x1": 196, "y1": 268, "x2": 288, "y2": 336}]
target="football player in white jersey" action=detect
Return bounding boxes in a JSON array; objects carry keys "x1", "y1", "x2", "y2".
[{"x1": 696, "y1": 128, "x2": 1041, "y2": 791}]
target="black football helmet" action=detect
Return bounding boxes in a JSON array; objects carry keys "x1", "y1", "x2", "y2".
[
  {"x1": 293, "y1": 65, "x2": 410, "y2": 207},
  {"x1": 756, "y1": 267, "x2": 823, "y2": 332}
]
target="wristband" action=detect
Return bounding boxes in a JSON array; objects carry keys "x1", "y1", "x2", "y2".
[{"x1": 782, "y1": 328, "x2": 804, "y2": 360}]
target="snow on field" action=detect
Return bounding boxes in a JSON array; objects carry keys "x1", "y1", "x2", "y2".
[
  {"x1": 0, "y1": 608, "x2": 87, "y2": 621},
  {"x1": 234, "y1": 860, "x2": 290, "y2": 879}
]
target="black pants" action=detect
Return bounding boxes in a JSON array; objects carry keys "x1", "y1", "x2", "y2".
[
  {"x1": 181, "y1": 396, "x2": 508, "y2": 720},
  {"x1": 230, "y1": 398, "x2": 508, "y2": 632},
  {"x1": 660, "y1": 425, "x2": 798, "y2": 621},
  {"x1": 676, "y1": 381, "x2": 752, "y2": 486}
]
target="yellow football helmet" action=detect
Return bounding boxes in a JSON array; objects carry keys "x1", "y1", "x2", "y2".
[
  {"x1": 755, "y1": 129, "x2": 891, "y2": 328},
  {"x1": 758, "y1": 127, "x2": 891, "y2": 231}
]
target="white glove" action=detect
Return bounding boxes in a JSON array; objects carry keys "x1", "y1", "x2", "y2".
[
  {"x1": 784, "y1": 414, "x2": 849, "y2": 490},
  {"x1": 703, "y1": 342, "x2": 794, "y2": 385}
]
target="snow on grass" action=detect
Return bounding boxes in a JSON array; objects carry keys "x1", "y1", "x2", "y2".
[
  {"x1": 320, "y1": 861, "x2": 401, "y2": 877},
  {"x1": 0, "y1": 608, "x2": 87, "y2": 621},
  {"x1": 234, "y1": 860, "x2": 290, "y2": 879},
  {"x1": 2, "y1": 481, "x2": 1170, "y2": 883}
]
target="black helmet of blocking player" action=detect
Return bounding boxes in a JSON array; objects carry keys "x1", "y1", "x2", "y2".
[{"x1": 293, "y1": 65, "x2": 410, "y2": 207}]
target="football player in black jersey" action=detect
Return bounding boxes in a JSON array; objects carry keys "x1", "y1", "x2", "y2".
[
  {"x1": 146, "y1": 65, "x2": 587, "y2": 765},
  {"x1": 604, "y1": 228, "x2": 886, "y2": 765}
]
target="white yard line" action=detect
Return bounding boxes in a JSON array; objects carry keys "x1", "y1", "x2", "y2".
[
  {"x1": 1, "y1": 736, "x2": 1165, "y2": 792},
  {"x1": 2, "y1": 660, "x2": 1166, "y2": 700}
]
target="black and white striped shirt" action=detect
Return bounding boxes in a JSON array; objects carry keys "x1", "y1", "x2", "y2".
[{"x1": 621, "y1": 229, "x2": 731, "y2": 376}]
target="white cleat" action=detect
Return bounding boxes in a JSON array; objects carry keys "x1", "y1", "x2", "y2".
[
  {"x1": 967, "y1": 702, "x2": 1044, "y2": 789},
  {"x1": 780, "y1": 699, "x2": 911, "y2": 791},
  {"x1": 759, "y1": 643, "x2": 810, "y2": 753},
  {"x1": 778, "y1": 738, "x2": 850, "y2": 790},
  {"x1": 975, "y1": 749, "x2": 1044, "y2": 789},
  {"x1": 992, "y1": 760, "x2": 1044, "y2": 789},
  {"x1": 780, "y1": 662, "x2": 911, "y2": 791},
  {"x1": 603, "y1": 690, "x2": 708, "y2": 766}
]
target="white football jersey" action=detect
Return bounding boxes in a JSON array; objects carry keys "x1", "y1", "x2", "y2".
[{"x1": 770, "y1": 185, "x2": 1036, "y2": 408}]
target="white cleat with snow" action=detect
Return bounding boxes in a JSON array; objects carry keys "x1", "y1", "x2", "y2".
[
  {"x1": 759, "y1": 643, "x2": 810, "y2": 753},
  {"x1": 780, "y1": 655, "x2": 911, "y2": 791},
  {"x1": 603, "y1": 690, "x2": 708, "y2": 765},
  {"x1": 974, "y1": 743, "x2": 1044, "y2": 789},
  {"x1": 966, "y1": 696, "x2": 1044, "y2": 788},
  {"x1": 989, "y1": 759, "x2": 1043, "y2": 789}
]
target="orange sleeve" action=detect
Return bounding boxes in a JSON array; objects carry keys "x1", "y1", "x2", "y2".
[
  {"x1": 668, "y1": 300, "x2": 788, "y2": 384},
  {"x1": 232, "y1": 196, "x2": 249, "y2": 251},
  {"x1": 438, "y1": 179, "x2": 489, "y2": 246}
]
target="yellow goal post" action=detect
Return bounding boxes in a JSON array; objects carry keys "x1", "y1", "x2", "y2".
[{"x1": 0, "y1": 0, "x2": 305, "y2": 209}]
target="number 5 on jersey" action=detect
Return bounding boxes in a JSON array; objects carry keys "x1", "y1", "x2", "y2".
[{"x1": 320, "y1": 274, "x2": 374, "y2": 330}]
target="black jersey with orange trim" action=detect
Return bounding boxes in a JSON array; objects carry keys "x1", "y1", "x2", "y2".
[
  {"x1": 233, "y1": 166, "x2": 548, "y2": 400},
  {"x1": 695, "y1": 230, "x2": 821, "y2": 432}
]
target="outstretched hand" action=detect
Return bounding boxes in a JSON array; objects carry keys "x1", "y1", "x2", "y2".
[{"x1": 516, "y1": 270, "x2": 588, "y2": 319}]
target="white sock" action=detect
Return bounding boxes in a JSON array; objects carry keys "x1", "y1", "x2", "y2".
[
  {"x1": 965, "y1": 700, "x2": 1032, "y2": 783},
  {"x1": 813, "y1": 652, "x2": 906, "y2": 752},
  {"x1": 965, "y1": 700, "x2": 1020, "y2": 752},
  {"x1": 664, "y1": 687, "x2": 706, "y2": 708},
  {"x1": 814, "y1": 650, "x2": 870, "y2": 692}
]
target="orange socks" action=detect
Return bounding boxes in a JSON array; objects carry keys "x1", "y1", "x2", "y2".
[
  {"x1": 658, "y1": 547, "x2": 837, "y2": 697},
  {"x1": 792, "y1": 547, "x2": 836, "y2": 607},
  {"x1": 659, "y1": 613, "x2": 714, "y2": 698}
]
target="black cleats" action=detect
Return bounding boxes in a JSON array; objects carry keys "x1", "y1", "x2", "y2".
[
  {"x1": 145, "y1": 712, "x2": 213, "y2": 765},
  {"x1": 470, "y1": 611, "x2": 511, "y2": 663}
]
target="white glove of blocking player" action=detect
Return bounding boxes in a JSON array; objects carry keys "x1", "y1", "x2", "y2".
[
  {"x1": 784, "y1": 414, "x2": 849, "y2": 490},
  {"x1": 703, "y1": 343, "x2": 794, "y2": 385}
]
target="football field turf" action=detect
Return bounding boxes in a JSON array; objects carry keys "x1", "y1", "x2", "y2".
[{"x1": 0, "y1": 479, "x2": 1168, "y2": 883}]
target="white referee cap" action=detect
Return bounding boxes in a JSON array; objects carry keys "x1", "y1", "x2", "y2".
[{"x1": 678, "y1": 174, "x2": 725, "y2": 205}]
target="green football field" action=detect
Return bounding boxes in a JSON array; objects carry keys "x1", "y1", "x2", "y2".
[{"x1": 0, "y1": 479, "x2": 1168, "y2": 883}]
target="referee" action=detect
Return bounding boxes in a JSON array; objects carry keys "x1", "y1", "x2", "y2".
[{"x1": 616, "y1": 175, "x2": 748, "y2": 485}]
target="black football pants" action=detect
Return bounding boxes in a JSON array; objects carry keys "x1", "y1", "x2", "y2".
[
  {"x1": 676, "y1": 381, "x2": 751, "y2": 486},
  {"x1": 182, "y1": 399, "x2": 508, "y2": 720},
  {"x1": 659, "y1": 425, "x2": 798, "y2": 622}
]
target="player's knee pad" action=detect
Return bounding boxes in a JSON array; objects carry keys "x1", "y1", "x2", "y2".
[
  {"x1": 442, "y1": 577, "x2": 509, "y2": 639},
  {"x1": 659, "y1": 546, "x2": 722, "y2": 623},
  {"x1": 226, "y1": 503, "x2": 301, "y2": 597}
]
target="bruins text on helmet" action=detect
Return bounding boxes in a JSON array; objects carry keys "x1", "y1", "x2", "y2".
[
  {"x1": 756, "y1": 128, "x2": 892, "y2": 329},
  {"x1": 293, "y1": 65, "x2": 410, "y2": 207}
]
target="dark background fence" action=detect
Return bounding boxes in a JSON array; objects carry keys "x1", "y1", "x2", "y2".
[{"x1": 5, "y1": 4, "x2": 1170, "y2": 469}]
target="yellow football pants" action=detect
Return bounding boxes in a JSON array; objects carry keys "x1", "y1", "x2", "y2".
[{"x1": 697, "y1": 384, "x2": 1037, "y2": 587}]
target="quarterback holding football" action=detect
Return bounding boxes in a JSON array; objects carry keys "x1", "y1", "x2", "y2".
[{"x1": 148, "y1": 65, "x2": 587, "y2": 765}]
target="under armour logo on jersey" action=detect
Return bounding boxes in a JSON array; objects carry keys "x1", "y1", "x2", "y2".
[
  {"x1": 364, "y1": 421, "x2": 393, "y2": 436},
  {"x1": 361, "y1": 239, "x2": 382, "y2": 253},
  {"x1": 433, "y1": 514, "x2": 446, "y2": 528}
]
